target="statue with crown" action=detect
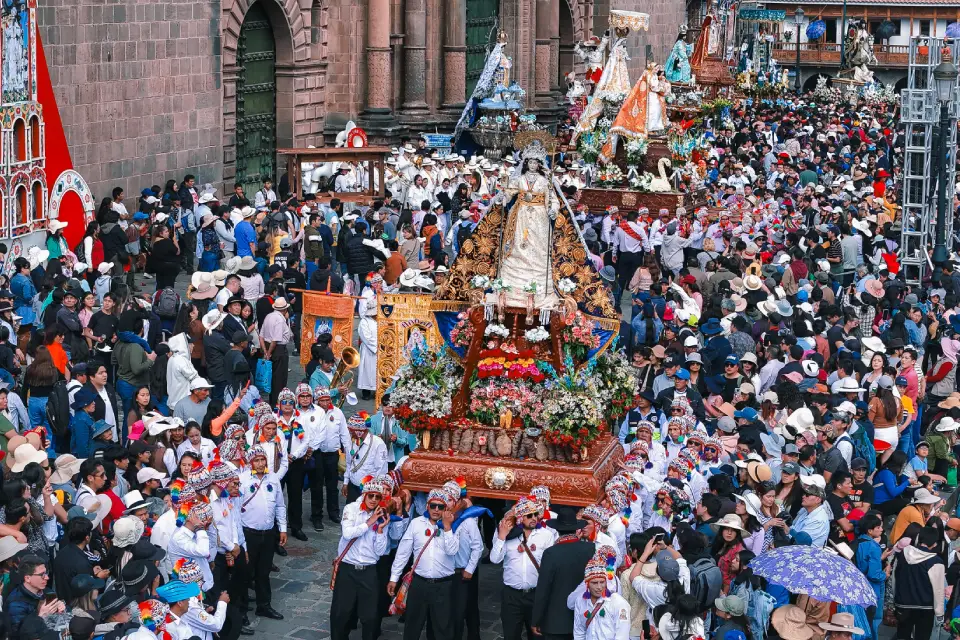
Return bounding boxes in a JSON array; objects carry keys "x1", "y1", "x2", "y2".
[{"x1": 384, "y1": 137, "x2": 631, "y2": 505}]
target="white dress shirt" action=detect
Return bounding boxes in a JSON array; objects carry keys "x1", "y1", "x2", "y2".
[
  {"x1": 278, "y1": 412, "x2": 311, "y2": 460},
  {"x1": 314, "y1": 407, "x2": 351, "y2": 453},
  {"x1": 613, "y1": 223, "x2": 646, "y2": 258},
  {"x1": 454, "y1": 517, "x2": 485, "y2": 574},
  {"x1": 344, "y1": 433, "x2": 389, "y2": 487},
  {"x1": 183, "y1": 598, "x2": 228, "y2": 640},
  {"x1": 338, "y1": 500, "x2": 390, "y2": 566},
  {"x1": 238, "y1": 469, "x2": 288, "y2": 533},
  {"x1": 572, "y1": 592, "x2": 632, "y2": 640},
  {"x1": 167, "y1": 525, "x2": 216, "y2": 591},
  {"x1": 210, "y1": 492, "x2": 246, "y2": 554},
  {"x1": 165, "y1": 611, "x2": 194, "y2": 640},
  {"x1": 489, "y1": 527, "x2": 558, "y2": 590},
  {"x1": 244, "y1": 432, "x2": 290, "y2": 480},
  {"x1": 390, "y1": 516, "x2": 461, "y2": 582}
]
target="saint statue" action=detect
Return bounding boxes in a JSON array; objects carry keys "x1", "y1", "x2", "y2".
[
  {"x1": 604, "y1": 63, "x2": 669, "y2": 160},
  {"x1": 665, "y1": 26, "x2": 692, "y2": 83},
  {"x1": 647, "y1": 67, "x2": 669, "y2": 134},
  {"x1": 574, "y1": 33, "x2": 610, "y2": 91},
  {"x1": 571, "y1": 26, "x2": 632, "y2": 144},
  {"x1": 497, "y1": 140, "x2": 560, "y2": 307}
]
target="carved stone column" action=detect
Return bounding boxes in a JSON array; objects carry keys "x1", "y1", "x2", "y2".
[
  {"x1": 360, "y1": 0, "x2": 403, "y2": 139},
  {"x1": 442, "y1": 0, "x2": 467, "y2": 114},
  {"x1": 401, "y1": 0, "x2": 430, "y2": 118},
  {"x1": 549, "y1": 0, "x2": 561, "y2": 94},
  {"x1": 534, "y1": 0, "x2": 552, "y2": 107}
]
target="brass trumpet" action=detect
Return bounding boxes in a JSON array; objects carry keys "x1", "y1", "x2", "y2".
[{"x1": 332, "y1": 346, "x2": 360, "y2": 407}]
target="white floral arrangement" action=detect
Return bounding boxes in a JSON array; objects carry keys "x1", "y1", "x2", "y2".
[
  {"x1": 471, "y1": 275, "x2": 492, "y2": 289},
  {"x1": 491, "y1": 278, "x2": 512, "y2": 293},
  {"x1": 597, "y1": 117, "x2": 613, "y2": 130},
  {"x1": 596, "y1": 165, "x2": 625, "y2": 187},
  {"x1": 557, "y1": 278, "x2": 577, "y2": 294},
  {"x1": 630, "y1": 173, "x2": 653, "y2": 191},
  {"x1": 625, "y1": 138, "x2": 649, "y2": 166},
  {"x1": 389, "y1": 379, "x2": 453, "y2": 418},
  {"x1": 524, "y1": 326, "x2": 550, "y2": 343},
  {"x1": 523, "y1": 282, "x2": 539, "y2": 294},
  {"x1": 484, "y1": 323, "x2": 510, "y2": 338}
]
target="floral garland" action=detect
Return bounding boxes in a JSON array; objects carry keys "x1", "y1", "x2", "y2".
[
  {"x1": 590, "y1": 350, "x2": 639, "y2": 422},
  {"x1": 560, "y1": 311, "x2": 601, "y2": 362},
  {"x1": 450, "y1": 312, "x2": 476, "y2": 348},
  {"x1": 388, "y1": 349, "x2": 463, "y2": 431},
  {"x1": 468, "y1": 378, "x2": 544, "y2": 430}
]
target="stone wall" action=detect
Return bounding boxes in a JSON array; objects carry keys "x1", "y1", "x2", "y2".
[{"x1": 37, "y1": 0, "x2": 223, "y2": 199}]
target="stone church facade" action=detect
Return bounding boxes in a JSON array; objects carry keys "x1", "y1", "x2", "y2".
[{"x1": 37, "y1": 0, "x2": 685, "y2": 198}]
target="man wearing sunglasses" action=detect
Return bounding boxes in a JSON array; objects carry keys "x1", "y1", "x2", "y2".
[
  {"x1": 388, "y1": 486, "x2": 459, "y2": 640},
  {"x1": 330, "y1": 476, "x2": 391, "y2": 640},
  {"x1": 490, "y1": 495, "x2": 558, "y2": 640}
]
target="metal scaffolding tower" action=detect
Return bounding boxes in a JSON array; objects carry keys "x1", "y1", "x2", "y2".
[{"x1": 899, "y1": 37, "x2": 960, "y2": 285}]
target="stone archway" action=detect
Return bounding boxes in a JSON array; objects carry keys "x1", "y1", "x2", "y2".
[
  {"x1": 221, "y1": 0, "x2": 308, "y2": 190},
  {"x1": 559, "y1": 0, "x2": 575, "y2": 85}
]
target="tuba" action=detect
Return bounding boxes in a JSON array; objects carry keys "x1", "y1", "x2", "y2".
[{"x1": 331, "y1": 346, "x2": 360, "y2": 407}]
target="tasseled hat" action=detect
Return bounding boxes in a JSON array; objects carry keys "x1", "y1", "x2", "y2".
[
  {"x1": 224, "y1": 424, "x2": 246, "y2": 442},
  {"x1": 187, "y1": 461, "x2": 212, "y2": 491},
  {"x1": 314, "y1": 386, "x2": 332, "y2": 400},
  {"x1": 606, "y1": 488, "x2": 630, "y2": 513},
  {"x1": 361, "y1": 475, "x2": 391, "y2": 496},
  {"x1": 169, "y1": 479, "x2": 196, "y2": 508},
  {"x1": 594, "y1": 544, "x2": 618, "y2": 580},
  {"x1": 584, "y1": 554, "x2": 609, "y2": 583},
  {"x1": 277, "y1": 388, "x2": 296, "y2": 405},
  {"x1": 139, "y1": 599, "x2": 171, "y2": 638},
  {"x1": 427, "y1": 488, "x2": 448, "y2": 503},
  {"x1": 513, "y1": 495, "x2": 544, "y2": 519},
  {"x1": 217, "y1": 440, "x2": 245, "y2": 469},
  {"x1": 578, "y1": 503, "x2": 612, "y2": 525},
  {"x1": 258, "y1": 413, "x2": 278, "y2": 430},
  {"x1": 347, "y1": 411, "x2": 370, "y2": 431},
  {"x1": 189, "y1": 501, "x2": 213, "y2": 523},
  {"x1": 530, "y1": 485, "x2": 551, "y2": 505},
  {"x1": 250, "y1": 400, "x2": 272, "y2": 422},
  {"x1": 170, "y1": 558, "x2": 204, "y2": 585},
  {"x1": 246, "y1": 444, "x2": 267, "y2": 464},
  {"x1": 295, "y1": 382, "x2": 313, "y2": 398},
  {"x1": 443, "y1": 476, "x2": 468, "y2": 500},
  {"x1": 207, "y1": 457, "x2": 238, "y2": 487}
]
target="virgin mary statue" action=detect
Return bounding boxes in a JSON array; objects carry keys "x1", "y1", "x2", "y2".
[{"x1": 434, "y1": 139, "x2": 618, "y2": 320}]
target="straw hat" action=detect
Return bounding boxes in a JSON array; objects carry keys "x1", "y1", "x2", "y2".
[{"x1": 710, "y1": 513, "x2": 746, "y2": 534}]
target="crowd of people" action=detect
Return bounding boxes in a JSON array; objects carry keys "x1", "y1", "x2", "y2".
[{"x1": 0, "y1": 66, "x2": 956, "y2": 640}]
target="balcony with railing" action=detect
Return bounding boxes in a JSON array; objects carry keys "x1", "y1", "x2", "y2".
[{"x1": 771, "y1": 42, "x2": 909, "y2": 67}]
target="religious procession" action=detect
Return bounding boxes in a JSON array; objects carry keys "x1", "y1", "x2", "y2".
[{"x1": 0, "y1": 0, "x2": 959, "y2": 640}]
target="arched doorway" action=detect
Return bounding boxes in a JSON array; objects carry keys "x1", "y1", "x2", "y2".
[
  {"x1": 802, "y1": 73, "x2": 828, "y2": 93},
  {"x1": 236, "y1": 1, "x2": 278, "y2": 196},
  {"x1": 559, "y1": 0, "x2": 574, "y2": 86},
  {"x1": 465, "y1": 0, "x2": 500, "y2": 97}
]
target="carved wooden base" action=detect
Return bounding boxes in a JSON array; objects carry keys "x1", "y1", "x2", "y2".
[
  {"x1": 400, "y1": 434, "x2": 624, "y2": 506},
  {"x1": 578, "y1": 188, "x2": 695, "y2": 215}
]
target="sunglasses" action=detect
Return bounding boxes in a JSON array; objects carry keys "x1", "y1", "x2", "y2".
[
  {"x1": 522, "y1": 513, "x2": 538, "y2": 519},
  {"x1": 366, "y1": 493, "x2": 383, "y2": 501},
  {"x1": 428, "y1": 503, "x2": 446, "y2": 511},
  {"x1": 279, "y1": 400, "x2": 294, "y2": 405},
  {"x1": 725, "y1": 363, "x2": 739, "y2": 368}
]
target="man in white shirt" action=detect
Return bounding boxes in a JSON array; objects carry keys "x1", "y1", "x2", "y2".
[
  {"x1": 388, "y1": 487, "x2": 460, "y2": 640},
  {"x1": 330, "y1": 476, "x2": 391, "y2": 640},
  {"x1": 441, "y1": 481, "x2": 484, "y2": 640},
  {"x1": 239, "y1": 445, "x2": 287, "y2": 620},
  {"x1": 167, "y1": 502, "x2": 217, "y2": 593},
  {"x1": 311, "y1": 386, "x2": 351, "y2": 530},
  {"x1": 254, "y1": 179, "x2": 277, "y2": 212},
  {"x1": 490, "y1": 496, "x2": 558, "y2": 640},
  {"x1": 574, "y1": 553, "x2": 631, "y2": 640},
  {"x1": 612, "y1": 210, "x2": 646, "y2": 308},
  {"x1": 208, "y1": 459, "x2": 253, "y2": 635},
  {"x1": 342, "y1": 411, "x2": 389, "y2": 503}
]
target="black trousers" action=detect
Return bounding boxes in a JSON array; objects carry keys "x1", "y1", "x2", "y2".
[
  {"x1": 243, "y1": 527, "x2": 277, "y2": 609},
  {"x1": 501, "y1": 585, "x2": 536, "y2": 640},
  {"x1": 211, "y1": 553, "x2": 245, "y2": 640},
  {"x1": 180, "y1": 232, "x2": 196, "y2": 271},
  {"x1": 285, "y1": 456, "x2": 309, "y2": 531},
  {"x1": 346, "y1": 482, "x2": 362, "y2": 503},
  {"x1": 879, "y1": 496, "x2": 911, "y2": 518},
  {"x1": 615, "y1": 251, "x2": 643, "y2": 306},
  {"x1": 403, "y1": 575, "x2": 453, "y2": 640},
  {"x1": 454, "y1": 567, "x2": 481, "y2": 640},
  {"x1": 895, "y1": 607, "x2": 935, "y2": 640},
  {"x1": 269, "y1": 344, "x2": 289, "y2": 406},
  {"x1": 315, "y1": 451, "x2": 341, "y2": 520},
  {"x1": 330, "y1": 563, "x2": 380, "y2": 640}
]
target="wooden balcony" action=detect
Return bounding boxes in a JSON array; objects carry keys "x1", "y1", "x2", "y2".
[{"x1": 772, "y1": 42, "x2": 909, "y2": 67}]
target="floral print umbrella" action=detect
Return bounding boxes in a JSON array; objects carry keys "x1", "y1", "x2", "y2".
[{"x1": 750, "y1": 545, "x2": 877, "y2": 607}]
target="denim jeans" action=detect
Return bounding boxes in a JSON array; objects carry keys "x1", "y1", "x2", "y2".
[
  {"x1": 116, "y1": 379, "x2": 137, "y2": 444},
  {"x1": 27, "y1": 396, "x2": 54, "y2": 458}
]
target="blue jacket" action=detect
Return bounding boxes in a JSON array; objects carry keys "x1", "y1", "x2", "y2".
[
  {"x1": 872, "y1": 469, "x2": 911, "y2": 504},
  {"x1": 367, "y1": 412, "x2": 416, "y2": 464},
  {"x1": 70, "y1": 411, "x2": 95, "y2": 458},
  {"x1": 855, "y1": 534, "x2": 886, "y2": 592},
  {"x1": 7, "y1": 584, "x2": 41, "y2": 634}
]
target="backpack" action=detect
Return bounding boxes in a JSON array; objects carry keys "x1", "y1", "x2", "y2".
[
  {"x1": 46, "y1": 381, "x2": 72, "y2": 454},
  {"x1": 156, "y1": 287, "x2": 180, "y2": 319},
  {"x1": 848, "y1": 425, "x2": 877, "y2": 474},
  {"x1": 688, "y1": 556, "x2": 723, "y2": 613}
]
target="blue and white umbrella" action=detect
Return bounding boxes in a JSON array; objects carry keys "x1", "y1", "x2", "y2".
[{"x1": 749, "y1": 545, "x2": 877, "y2": 607}]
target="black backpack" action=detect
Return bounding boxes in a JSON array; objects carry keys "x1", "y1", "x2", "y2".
[
  {"x1": 46, "y1": 381, "x2": 72, "y2": 454},
  {"x1": 688, "y1": 556, "x2": 723, "y2": 613},
  {"x1": 156, "y1": 288, "x2": 180, "y2": 319}
]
